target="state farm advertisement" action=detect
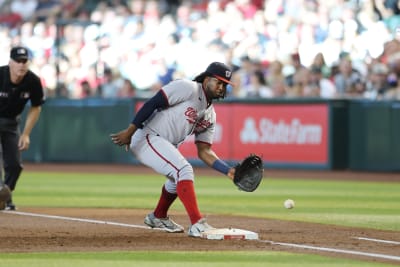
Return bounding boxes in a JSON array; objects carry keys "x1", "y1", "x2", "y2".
[
  {"x1": 179, "y1": 103, "x2": 329, "y2": 165},
  {"x1": 231, "y1": 103, "x2": 329, "y2": 164}
]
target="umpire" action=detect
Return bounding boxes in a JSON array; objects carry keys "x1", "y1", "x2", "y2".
[{"x1": 0, "y1": 46, "x2": 45, "y2": 210}]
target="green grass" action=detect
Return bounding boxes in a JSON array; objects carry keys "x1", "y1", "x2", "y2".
[
  {"x1": 2, "y1": 170, "x2": 399, "y2": 267},
  {"x1": 0, "y1": 251, "x2": 395, "y2": 267},
  {"x1": 197, "y1": 176, "x2": 400, "y2": 231},
  {"x1": 14, "y1": 172, "x2": 400, "y2": 231}
]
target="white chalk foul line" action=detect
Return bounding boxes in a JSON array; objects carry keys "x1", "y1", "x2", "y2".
[
  {"x1": 2, "y1": 210, "x2": 158, "y2": 231},
  {"x1": 260, "y1": 240, "x2": 400, "y2": 262},
  {"x1": 354, "y1": 237, "x2": 400, "y2": 245}
]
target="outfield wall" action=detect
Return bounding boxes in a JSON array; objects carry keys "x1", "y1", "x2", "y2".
[{"x1": 22, "y1": 98, "x2": 400, "y2": 171}]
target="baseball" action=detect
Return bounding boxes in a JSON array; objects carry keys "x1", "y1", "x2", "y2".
[{"x1": 284, "y1": 199, "x2": 295, "y2": 209}]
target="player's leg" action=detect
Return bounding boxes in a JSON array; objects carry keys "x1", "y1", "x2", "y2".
[
  {"x1": 0, "y1": 133, "x2": 12, "y2": 210},
  {"x1": 152, "y1": 178, "x2": 177, "y2": 218},
  {"x1": 131, "y1": 131, "x2": 184, "y2": 231},
  {"x1": 143, "y1": 178, "x2": 184, "y2": 232},
  {"x1": 131, "y1": 131, "x2": 205, "y2": 231},
  {"x1": 2, "y1": 122, "x2": 22, "y2": 210}
]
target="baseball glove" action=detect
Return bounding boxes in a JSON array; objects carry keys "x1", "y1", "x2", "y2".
[{"x1": 233, "y1": 154, "x2": 264, "y2": 192}]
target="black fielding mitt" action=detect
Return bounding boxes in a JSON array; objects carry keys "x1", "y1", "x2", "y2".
[{"x1": 233, "y1": 154, "x2": 264, "y2": 192}]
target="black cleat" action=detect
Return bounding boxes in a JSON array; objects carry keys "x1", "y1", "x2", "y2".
[{"x1": 5, "y1": 199, "x2": 16, "y2": 211}]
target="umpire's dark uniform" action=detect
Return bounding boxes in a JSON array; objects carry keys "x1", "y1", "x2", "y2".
[{"x1": 0, "y1": 47, "x2": 45, "y2": 209}]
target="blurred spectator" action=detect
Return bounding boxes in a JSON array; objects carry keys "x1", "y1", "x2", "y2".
[
  {"x1": 223, "y1": 46, "x2": 240, "y2": 72},
  {"x1": 76, "y1": 65, "x2": 102, "y2": 98},
  {"x1": 155, "y1": 59, "x2": 176, "y2": 88},
  {"x1": 284, "y1": 52, "x2": 307, "y2": 88},
  {"x1": 159, "y1": 0, "x2": 181, "y2": 17},
  {"x1": 59, "y1": 0, "x2": 85, "y2": 20},
  {"x1": 0, "y1": 2, "x2": 23, "y2": 28},
  {"x1": 364, "y1": 62, "x2": 390, "y2": 100},
  {"x1": 333, "y1": 57, "x2": 364, "y2": 97},
  {"x1": 373, "y1": 0, "x2": 400, "y2": 33},
  {"x1": 269, "y1": 77, "x2": 288, "y2": 98},
  {"x1": 265, "y1": 60, "x2": 285, "y2": 88},
  {"x1": 0, "y1": 0, "x2": 399, "y2": 101},
  {"x1": 383, "y1": 82, "x2": 400, "y2": 100},
  {"x1": 10, "y1": 0, "x2": 38, "y2": 22},
  {"x1": 55, "y1": 82, "x2": 70, "y2": 98},
  {"x1": 231, "y1": 55, "x2": 256, "y2": 98},
  {"x1": 242, "y1": 69, "x2": 273, "y2": 98},
  {"x1": 306, "y1": 65, "x2": 337, "y2": 98},
  {"x1": 387, "y1": 51, "x2": 400, "y2": 81},
  {"x1": 310, "y1": 52, "x2": 331, "y2": 79},
  {"x1": 100, "y1": 68, "x2": 123, "y2": 98},
  {"x1": 117, "y1": 78, "x2": 136, "y2": 98},
  {"x1": 287, "y1": 67, "x2": 310, "y2": 97},
  {"x1": 79, "y1": 80, "x2": 94, "y2": 98},
  {"x1": 33, "y1": 0, "x2": 62, "y2": 22},
  {"x1": 383, "y1": 51, "x2": 400, "y2": 99},
  {"x1": 380, "y1": 39, "x2": 400, "y2": 64},
  {"x1": 235, "y1": 0, "x2": 259, "y2": 19}
]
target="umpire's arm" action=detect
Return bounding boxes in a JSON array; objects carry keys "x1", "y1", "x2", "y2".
[{"x1": 19, "y1": 105, "x2": 42, "y2": 151}]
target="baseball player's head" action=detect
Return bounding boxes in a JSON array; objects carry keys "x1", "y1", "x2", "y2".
[{"x1": 194, "y1": 62, "x2": 233, "y2": 99}]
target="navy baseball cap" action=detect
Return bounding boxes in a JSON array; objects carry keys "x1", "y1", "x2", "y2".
[
  {"x1": 10, "y1": 46, "x2": 31, "y2": 61},
  {"x1": 204, "y1": 62, "x2": 233, "y2": 85}
]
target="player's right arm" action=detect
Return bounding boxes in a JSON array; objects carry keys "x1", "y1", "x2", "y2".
[
  {"x1": 196, "y1": 142, "x2": 235, "y2": 180},
  {"x1": 110, "y1": 123, "x2": 137, "y2": 151},
  {"x1": 110, "y1": 90, "x2": 168, "y2": 151}
]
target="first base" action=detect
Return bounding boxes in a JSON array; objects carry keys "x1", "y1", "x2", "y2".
[{"x1": 200, "y1": 228, "x2": 258, "y2": 240}]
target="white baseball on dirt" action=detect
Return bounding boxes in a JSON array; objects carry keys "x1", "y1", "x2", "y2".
[{"x1": 284, "y1": 199, "x2": 295, "y2": 209}]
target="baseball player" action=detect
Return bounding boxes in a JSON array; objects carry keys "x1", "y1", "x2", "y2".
[
  {"x1": 0, "y1": 46, "x2": 45, "y2": 210},
  {"x1": 111, "y1": 62, "x2": 236, "y2": 237}
]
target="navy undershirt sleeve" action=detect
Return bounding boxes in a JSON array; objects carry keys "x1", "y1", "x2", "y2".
[{"x1": 132, "y1": 90, "x2": 168, "y2": 128}]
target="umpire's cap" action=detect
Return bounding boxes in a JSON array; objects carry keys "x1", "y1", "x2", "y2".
[
  {"x1": 10, "y1": 46, "x2": 31, "y2": 61},
  {"x1": 194, "y1": 62, "x2": 233, "y2": 85}
]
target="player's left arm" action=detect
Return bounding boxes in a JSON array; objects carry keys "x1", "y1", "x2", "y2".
[
  {"x1": 19, "y1": 105, "x2": 42, "y2": 151},
  {"x1": 196, "y1": 142, "x2": 235, "y2": 180}
]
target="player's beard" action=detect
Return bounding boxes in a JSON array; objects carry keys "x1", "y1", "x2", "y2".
[
  {"x1": 215, "y1": 90, "x2": 225, "y2": 100},
  {"x1": 205, "y1": 82, "x2": 225, "y2": 100}
]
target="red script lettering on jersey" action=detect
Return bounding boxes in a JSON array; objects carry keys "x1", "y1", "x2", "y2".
[
  {"x1": 185, "y1": 107, "x2": 211, "y2": 133},
  {"x1": 185, "y1": 107, "x2": 198, "y2": 124}
]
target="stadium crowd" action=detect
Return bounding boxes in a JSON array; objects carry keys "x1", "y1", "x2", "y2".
[{"x1": 1, "y1": 0, "x2": 400, "y2": 100}]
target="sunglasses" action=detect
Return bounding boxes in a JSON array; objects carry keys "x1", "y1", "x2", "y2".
[{"x1": 14, "y1": 58, "x2": 28, "y2": 64}]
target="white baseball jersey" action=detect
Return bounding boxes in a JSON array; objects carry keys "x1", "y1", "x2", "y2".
[{"x1": 144, "y1": 79, "x2": 216, "y2": 146}]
